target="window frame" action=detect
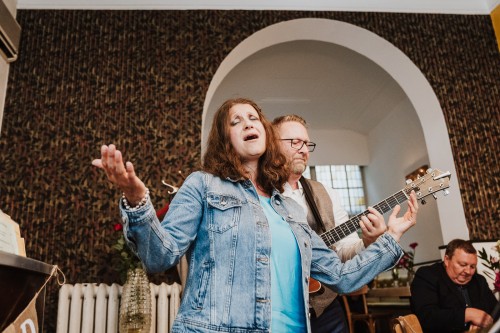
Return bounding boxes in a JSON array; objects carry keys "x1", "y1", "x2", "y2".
[{"x1": 304, "y1": 165, "x2": 367, "y2": 216}]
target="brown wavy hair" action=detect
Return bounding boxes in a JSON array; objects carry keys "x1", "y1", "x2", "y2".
[{"x1": 202, "y1": 98, "x2": 289, "y2": 193}]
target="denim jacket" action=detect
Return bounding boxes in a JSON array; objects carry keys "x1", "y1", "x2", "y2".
[{"x1": 121, "y1": 171, "x2": 403, "y2": 333}]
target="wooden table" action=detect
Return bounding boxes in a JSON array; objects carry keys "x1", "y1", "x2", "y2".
[
  {"x1": 367, "y1": 286, "x2": 412, "y2": 319},
  {"x1": 358, "y1": 287, "x2": 412, "y2": 331},
  {"x1": 367, "y1": 286, "x2": 411, "y2": 298}
]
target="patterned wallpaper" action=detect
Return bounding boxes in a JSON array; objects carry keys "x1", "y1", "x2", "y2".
[{"x1": 0, "y1": 10, "x2": 498, "y2": 331}]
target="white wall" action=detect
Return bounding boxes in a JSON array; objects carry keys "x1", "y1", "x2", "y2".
[
  {"x1": 15, "y1": 0, "x2": 497, "y2": 14},
  {"x1": 0, "y1": 0, "x2": 17, "y2": 135},
  {"x1": 308, "y1": 129, "x2": 369, "y2": 166},
  {"x1": 365, "y1": 98, "x2": 443, "y2": 263}
]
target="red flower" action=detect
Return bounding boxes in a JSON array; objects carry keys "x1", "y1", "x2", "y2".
[
  {"x1": 397, "y1": 248, "x2": 416, "y2": 271},
  {"x1": 113, "y1": 223, "x2": 123, "y2": 232},
  {"x1": 409, "y1": 242, "x2": 418, "y2": 249},
  {"x1": 494, "y1": 272, "x2": 500, "y2": 293},
  {"x1": 156, "y1": 203, "x2": 170, "y2": 220}
]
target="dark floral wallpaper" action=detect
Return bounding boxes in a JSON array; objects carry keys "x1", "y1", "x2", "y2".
[{"x1": 0, "y1": 10, "x2": 498, "y2": 331}]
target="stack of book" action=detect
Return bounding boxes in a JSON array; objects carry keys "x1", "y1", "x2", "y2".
[{"x1": 0, "y1": 210, "x2": 25, "y2": 256}]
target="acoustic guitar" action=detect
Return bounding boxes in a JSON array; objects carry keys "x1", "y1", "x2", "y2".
[{"x1": 309, "y1": 168, "x2": 451, "y2": 294}]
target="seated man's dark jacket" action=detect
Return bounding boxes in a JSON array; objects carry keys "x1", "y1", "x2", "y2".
[{"x1": 410, "y1": 262, "x2": 497, "y2": 333}]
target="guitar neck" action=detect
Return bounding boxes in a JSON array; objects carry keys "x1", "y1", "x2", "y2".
[{"x1": 320, "y1": 189, "x2": 408, "y2": 247}]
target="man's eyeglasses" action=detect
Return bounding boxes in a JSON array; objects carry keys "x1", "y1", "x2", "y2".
[{"x1": 280, "y1": 139, "x2": 316, "y2": 152}]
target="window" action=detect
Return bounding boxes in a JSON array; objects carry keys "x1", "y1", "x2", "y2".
[{"x1": 304, "y1": 165, "x2": 366, "y2": 216}]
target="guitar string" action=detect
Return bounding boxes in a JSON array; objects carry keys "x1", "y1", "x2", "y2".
[{"x1": 320, "y1": 190, "x2": 407, "y2": 247}]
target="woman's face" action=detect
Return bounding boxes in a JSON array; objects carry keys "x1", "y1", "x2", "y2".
[{"x1": 228, "y1": 103, "x2": 266, "y2": 164}]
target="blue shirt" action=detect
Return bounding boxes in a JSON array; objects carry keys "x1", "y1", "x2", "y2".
[{"x1": 260, "y1": 195, "x2": 306, "y2": 332}]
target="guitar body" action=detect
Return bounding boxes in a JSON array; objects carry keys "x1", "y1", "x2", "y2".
[
  {"x1": 308, "y1": 168, "x2": 451, "y2": 294},
  {"x1": 309, "y1": 277, "x2": 322, "y2": 294}
]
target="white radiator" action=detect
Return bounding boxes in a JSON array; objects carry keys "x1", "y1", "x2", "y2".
[{"x1": 56, "y1": 282, "x2": 182, "y2": 333}]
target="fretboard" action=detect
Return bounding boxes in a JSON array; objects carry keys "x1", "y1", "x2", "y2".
[{"x1": 320, "y1": 189, "x2": 408, "y2": 247}]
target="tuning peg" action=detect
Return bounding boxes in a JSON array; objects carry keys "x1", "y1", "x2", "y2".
[
  {"x1": 433, "y1": 194, "x2": 437, "y2": 200},
  {"x1": 406, "y1": 179, "x2": 413, "y2": 184},
  {"x1": 161, "y1": 180, "x2": 179, "y2": 194},
  {"x1": 421, "y1": 199, "x2": 426, "y2": 205},
  {"x1": 426, "y1": 168, "x2": 433, "y2": 173},
  {"x1": 444, "y1": 189, "x2": 450, "y2": 196}
]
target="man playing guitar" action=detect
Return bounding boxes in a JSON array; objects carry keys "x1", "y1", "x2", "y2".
[{"x1": 273, "y1": 115, "x2": 386, "y2": 333}]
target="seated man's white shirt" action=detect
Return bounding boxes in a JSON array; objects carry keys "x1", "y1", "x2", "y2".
[{"x1": 282, "y1": 181, "x2": 364, "y2": 261}]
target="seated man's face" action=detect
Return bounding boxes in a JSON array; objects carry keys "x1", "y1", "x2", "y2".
[{"x1": 444, "y1": 248, "x2": 477, "y2": 285}]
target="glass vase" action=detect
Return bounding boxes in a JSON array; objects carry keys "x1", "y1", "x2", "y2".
[
  {"x1": 119, "y1": 268, "x2": 152, "y2": 333},
  {"x1": 406, "y1": 269, "x2": 415, "y2": 286},
  {"x1": 391, "y1": 267, "x2": 400, "y2": 287}
]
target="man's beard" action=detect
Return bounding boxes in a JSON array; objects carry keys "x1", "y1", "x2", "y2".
[{"x1": 290, "y1": 160, "x2": 306, "y2": 175}]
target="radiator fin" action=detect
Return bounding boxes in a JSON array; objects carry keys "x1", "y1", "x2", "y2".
[{"x1": 57, "y1": 282, "x2": 182, "y2": 333}]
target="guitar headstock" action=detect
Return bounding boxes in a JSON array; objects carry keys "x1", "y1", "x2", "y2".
[{"x1": 404, "y1": 168, "x2": 451, "y2": 204}]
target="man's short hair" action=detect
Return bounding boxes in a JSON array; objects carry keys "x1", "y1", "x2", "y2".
[
  {"x1": 272, "y1": 114, "x2": 308, "y2": 127},
  {"x1": 445, "y1": 239, "x2": 476, "y2": 258}
]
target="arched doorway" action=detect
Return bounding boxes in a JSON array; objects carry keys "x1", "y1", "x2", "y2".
[{"x1": 202, "y1": 18, "x2": 467, "y2": 252}]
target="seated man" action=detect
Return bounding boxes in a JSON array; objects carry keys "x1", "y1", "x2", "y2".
[{"x1": 410, "y1": 239, "x2": 497, "y2": 333}]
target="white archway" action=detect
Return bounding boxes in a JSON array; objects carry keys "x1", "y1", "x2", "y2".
[{"x1": 202, "y1": 18, "x2": 467, "y2": 244}]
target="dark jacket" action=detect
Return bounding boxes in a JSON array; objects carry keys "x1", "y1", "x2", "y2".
[{"x1": 410, "y1": 262, "x2": 497, "y2": 333}]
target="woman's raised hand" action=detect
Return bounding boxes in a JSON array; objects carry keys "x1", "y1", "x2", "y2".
[{"x1": 92, "y1": 144, "x2": 147, "y2": 205}]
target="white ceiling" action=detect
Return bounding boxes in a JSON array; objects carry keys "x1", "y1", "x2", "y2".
[{"x1": 15, "y1": 0, "x2": 500, "y2": 14}]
